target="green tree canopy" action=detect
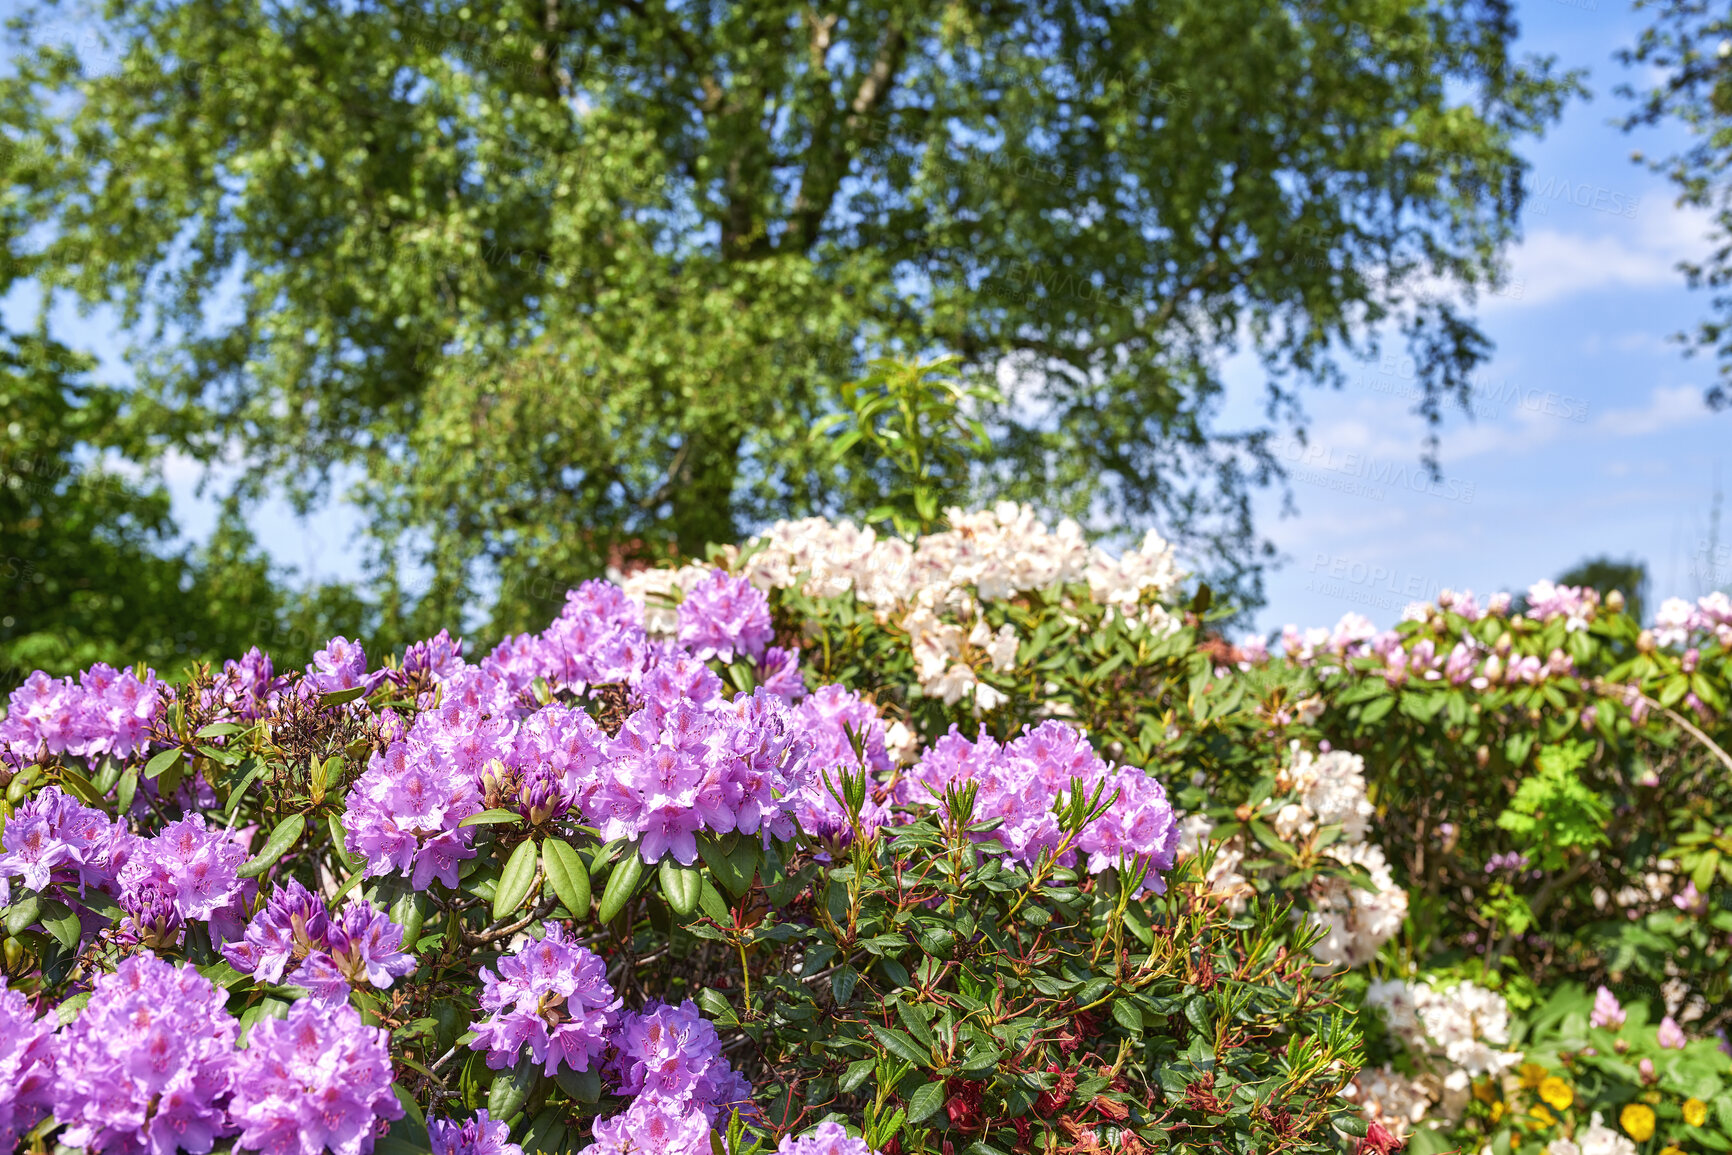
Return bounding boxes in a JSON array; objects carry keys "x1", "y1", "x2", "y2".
[
  {"x1": 0, "y1": 330, "x2": 367, "y2": 676},
  {"x1": 1621, "y1": 0, "x2": 1732, "y2": 407},
  {"x1": 3, "y1": 0, "x2": 1575, "y2": 637}
]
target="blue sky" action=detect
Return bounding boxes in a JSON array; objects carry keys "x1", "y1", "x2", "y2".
[
  {"x1": 7, "y1": 0, "x2": 1727, "y2": 634},
  {"x1": 1227, "y1": 0, "x2": 1732, "y2": 634}
]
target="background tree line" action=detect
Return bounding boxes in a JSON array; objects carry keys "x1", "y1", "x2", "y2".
[{"x1": 0, "y1": 0, "x2": 1716, "y2": 675}]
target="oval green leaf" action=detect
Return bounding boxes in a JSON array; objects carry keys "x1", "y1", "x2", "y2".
[
  {"x1": 237, "y1": 813, "x2": 306, "y2": 879},
  {"x1": 492, "y1": 838, "x2": 540, "y2": 921},
  {"x1": 542, "y1": 837, "x2": 591, "y2": 917},
  {"x1": 659, "y1": 859, "x2": 702, "y2": 917},
  {"x1": 142, "y1": 745, "x2": 183, "y2": 781},
  {"x1": 597, "y1": 850, "x2": 646, "y2": 925}
]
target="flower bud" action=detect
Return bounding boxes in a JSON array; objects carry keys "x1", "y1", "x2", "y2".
[
  {"x1": 1475, "y1": 745, "x2": 1490, "y2": 769},
  {"x1": 1494, "y1": 631, "x2": 1513, "y2": 657},
  {"x1": 1606, "y1": 589, "x2": 1626, "y2": 613},
  {"x1": 1637, "y1": 629, "x2": 1656, "y2": 653}
]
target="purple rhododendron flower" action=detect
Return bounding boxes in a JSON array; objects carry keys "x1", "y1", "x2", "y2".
[
  {"x1": 1589, "y1": 985, "x2": 1626, "y2": 1029},
  {"x1": 229, "y1": 998, "x2": 403, "y2": 1155},
  {"x1": 777, "y1": 1122, "x2": 877, "y2": 1155},
  {"x1": 428, "y1": 1110, "x2": 522, "y2": 1155},
  {"x1": 590, "y1": 690, "x2": 811, "y2": 865},
  {"x1": 344, "y1": 706, "x2": 497, "y2": 888},
  {"x1": 117, "y1": 879, "x2": 184, "y2": 951},
  {"x1": 469, "y1": 923, "x2": 620, "y2": 1075},
  {"x1": 676, "y1": 570, "x2": 773, "y2": 664},
  {"x1": 608, "y1": 1000, "x2": 751, "y2": 1125},
  {"x1": 118, "y1": 815, "x2": 252, "y2": 944},
  {"x1": 222, "y1": 879, "x2": 331, "y2": 982},
  {"x1": 756, "y1": 646, "x2": 805, "y2": 702},
  {"x1": 0, "y1": 665, "x2": 166, "y2": 768},
  {"x1": 0, "y1": 671, "x2": 81, "y2": 765},
  {"x1": 224, "y1": 883, "x2": 413, "y2": 998},
  {"x1": 205, "y1": 647, "x2": 280, "y2": 721},
  {"x1": 898, "y1": 721, "x2": 1178, "y2": 892},
  {"x1": 52, "y1": 953, "x2": 237, "y2": 1155},
  {"x1": 315, "y1": 898, "x2": 418, "y2": 991},
  {"x1": 0, "y1": 977, "x2": 55, "y2": 1151},
  {"x1": 788, "y1": 686, "x2": 892, "y2": 842},
  {"x1": 0, "y1": 785, "x2": 130, "y2": 898},
  {"x1": 399, "y1": 630, "x2": 467, "y2": 687},
  {"x1": 73, "y1": 664, "x2": 167, "y2": 760},
  {"x1": 581, "y1": 1095, "x2": 711, "y2": 1155},
  {"x1": 541, "y1": 581, "x2": 651, "y2": 689},
  {"x1": 304, "y1": 636, "x2": 387, "y2": 697}
]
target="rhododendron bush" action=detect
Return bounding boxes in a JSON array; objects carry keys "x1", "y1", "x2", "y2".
[
  {"x1": 0, "y1": 562, "x2": 1362, "y2": 1155},
  {"x1": 608, "y1": 505, "x2": 1732, "y2": 1155},
  {"x1": 9, "y1": 505, "x2": 1732, "y2": 1155}
]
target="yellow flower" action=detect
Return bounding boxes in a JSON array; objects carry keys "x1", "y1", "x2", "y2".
[
  {"x1": 1529, "y1": 1104, "x2": 1556, "y2": 1125},
  {"x1": 1490, "y1": 1100, "x2": 1506, "y2": 1122},
  {"x1": 1539, "y1": 1076, "x2": 1574, "y2": 1111},
  {"x1": 1684, "y1": 1097, "x2": 1708, "y2": 1126},
  {"x1": 1660, "y1": 1147, "x2": 1685, "y2": 1155},
  {"x1": 1622, "y1": 1103, "x2": 1657, "y2": 1142},
  {"x1": 1474, "y1": 1079, "x2": 1499, "y2": 1105},
  {"x1": 1520, "y1": 1062, "x2": 1549, "y2": 1089}
]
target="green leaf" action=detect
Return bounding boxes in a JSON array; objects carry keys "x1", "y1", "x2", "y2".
[
  {"x1": 328, "y1": 812, "x2": 360, "y2": 871},
  {"x1": 115, "y1": 764, "x2": 139, "y2": 814},
  {"x1": 553, "y1": 1066, "x2": 602, "y2": 1103},
  {"x1": 319, "y1": 686, "x2": 367, "y2": 707},
  {"x1": 659, "y1": 859, "x2": 702, "y2": 917},
  {"x1": 4, "y1": 894, "x2": 41, "y2": 936},
  {"x1": 142, "y1": 746, "x2": 183, "y2": 780},
  {"x1": 237, "y1": 813, "x2": 306, "y2": 879},
  {"x1": 459, "y1": 808, "x2": 523, "y2": 828},
  {"x1": 697, "y1": 878, "x2": 731, "y2": 924},
  {"x1": 698, "y1": 836, "x2": 756, "y2": 898},
  {"x1": 38, "y1": 899, "x2": 80, "y2": 950},
  {"x1": 329, "y1": 869, "x2": 366, "y2": 906},
  {"x1": 493, "y1": 838, "x2": 540, "y2": 921},
  {"x1": 57, "y1": 765, "x2": 103, "y2": 806},
  {"x1": 597, "y1": 851, "x2": 646, "y2": 924},
  {"x1": 840, "y1": 1059, "x2": 876, "y2": 1094},
  {"x1": 541, "y1": 837, "x2": 592, "y2": 917},
  {"x1": 906, "y1": 1080, "x2": 947, "y2": 1124},
  {"x1": 195, "y1": 721, "x2": 246, "y2": 738},
  {"x1": 224, "y1": 759, "x2": 265, "y2": 815},
  {"x1": 870, "y1": 1024, "x2": 929, "y2": 1067}
]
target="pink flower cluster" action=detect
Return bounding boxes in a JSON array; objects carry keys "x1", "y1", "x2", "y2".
[
  {"x1": 117, "y1": 814, "x2": 253, "y2": 946},
  {"x1": 21, "y1": 952, "x2": 399, "y2": 1155},
  {"x1": 0, "y1": 785, "x2": 129, "y2": 909},
  {"x1": 1656, "y1": 591, "x2": 1732, "y2": 648},
  {"x1": 582, "y1": 999, "x2": 754, "y2": 1155},
  {"x1": 469, "y1": 935, "x2": 753, "y2": 1155},
  {"x1": 469, "y1": 923, "x2": 620, "y2": 1075},
  {"x1": 0, "y1": 664, "x2": 166, "y2": 769},
  {"x1": 223, "y1": 880, "x2": 416, "y2": 999},
  {"x1": 898, "y1": 721, "x2": 1180, "y2": 889}
]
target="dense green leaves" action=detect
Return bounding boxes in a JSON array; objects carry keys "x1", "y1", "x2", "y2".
[{"x1": 1, "y1": 0, "x2": 1576, "y2": 630}]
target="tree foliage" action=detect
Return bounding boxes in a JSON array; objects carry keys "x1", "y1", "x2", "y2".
[{"x1": 2, "y1": 0, "x2": 1575, "y2": 635}]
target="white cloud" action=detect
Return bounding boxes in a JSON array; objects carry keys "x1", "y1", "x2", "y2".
[
  {"x1": 1593, "y1": 383, "x2": 1710, "y2": 437},
  {"x1": 1490, "y1": 200, "x2": 1715, "y2": 309}
]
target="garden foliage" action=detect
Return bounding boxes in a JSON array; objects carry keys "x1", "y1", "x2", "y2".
[{"x1": 4, "y1": 504, "x2": 1732, "y2": 1155}]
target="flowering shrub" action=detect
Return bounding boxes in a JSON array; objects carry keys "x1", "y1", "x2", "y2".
[
  {"x1": 13, "y1": 503, "x2": 1732, "y2": 1155},
  {"x1": 0, "y1": 564, "x2": 1360, "y2": 1155},
  {"x1": 599, "y1": 506, "x2": 1732, "y2": 1155}
]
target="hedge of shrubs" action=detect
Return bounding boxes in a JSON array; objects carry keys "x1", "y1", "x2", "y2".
[{"x1": 1, "y1": 504, "x2": 1729, "y2": 1155}]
